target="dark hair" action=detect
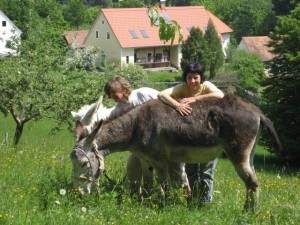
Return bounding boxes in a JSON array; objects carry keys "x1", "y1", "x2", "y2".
[
  {"x1": 104, "y1": 76, "x2": 132, "y2": 99},
  {"x1": 182, "y1": 63, "x2": 205, "y2": 84}
]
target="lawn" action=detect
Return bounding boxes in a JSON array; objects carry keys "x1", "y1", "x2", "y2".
[{"x1": 0, "y1": 107, "x2": 299, "y2": 224}]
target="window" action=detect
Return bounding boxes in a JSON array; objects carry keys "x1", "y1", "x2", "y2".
[
  {"x1": 148, "y1": 53, "x2": 152, "y2": 62},
  {"x1": 96, "y1": 31, "x2": 99, "y2": 38},
  {"x1": 161, "y1": 14, "x2": 172, "y2": 24},
  {"x1": 156, "y1": 53, "x2": 162, "y2": 62},
  {"x1": 140, "y1": 30, "x2": 149, "y2": 38},
  {"x1": 154, "y1": 14, "x2": 172, "y2": 26},
  {"x1": 101, "y1": 20, "x2": 104, "y2": 24},
  {"x1": 126, "y1": 56, "x2": 129, "y2": 64},
  {"x1": 2, "y1": 21, "x2": 6, "y2": 27},
  {"x1": 129, "y1": 30, "x2": 138, "y2": 39},
  {"x1": 107, "y1": 32, "x2": 110, "y2": 39}
]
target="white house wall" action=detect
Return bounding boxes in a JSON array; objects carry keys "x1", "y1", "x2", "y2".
[
  {"x1": 121, "y1": 48, "x2": 134, "y2": 66},
  {"x1": 237, "y1": 40, "x2": 247, "y2": 51},
  {"x1": 0, "y1": 11, "x2": 22, "y2": 56},
  {"x1": 84, "y1": 13, "x2": 121, "y2": 67},
  {"x1": 170, "y1": 45, "x2": 181, "y2": 69},
  {"x1": 221, "y1": 33, "x2": 231, "y2": 58}
]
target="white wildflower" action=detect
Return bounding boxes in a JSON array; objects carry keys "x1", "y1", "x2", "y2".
[
  {"x1": 81, "y1": 207, "x2": 87, "y2": 213},
  {"x1": 59, "y1": 189, "x2": 66, "y2": 196},
  {"x1": 55, "y1": 200, "x2": 60, "y2": 205}
]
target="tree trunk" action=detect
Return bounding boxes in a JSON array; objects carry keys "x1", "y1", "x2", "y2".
[{"x1": 13, "y1": 122, "x2": 24, "y2": 146}]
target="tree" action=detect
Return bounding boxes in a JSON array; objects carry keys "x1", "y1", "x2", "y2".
[
  {"x1": 262, "y1": 5, "x2": 300, "y2": 165},
  {"x1": 180, "y1": 27, "x2": 210, "y2": 71},
  {"x1": 229, "y1": 50, "x2": 266, "y2": 94},
  {"x1": 0, "y1": 9, "x2": 102, "y2": 145},
  {"x1": 194, "y1": 0, "x2": 276, "y2": 43},
  {"x1": 148, "y1": 6, "x2": 183, "y2": 46},
  {"x1": 272, "y1": 0, "x2": 298, "y2": 16},
  {"x1": 63, "y1": 0, "x2": 87, "y2": 29},
  {"x1": 204, "y1": 20, "x2": 224, "y2": 79},
  {"x1": 66, "y1": 44, "x2": 99, "y2": 70}
]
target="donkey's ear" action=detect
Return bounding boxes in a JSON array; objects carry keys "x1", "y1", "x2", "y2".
[
  {"x1": 95, "y1": 96, "x2": 103, "y2": 111},
  {"x1": 75, "y1": 120, "x2": 84, "y2": 139}
]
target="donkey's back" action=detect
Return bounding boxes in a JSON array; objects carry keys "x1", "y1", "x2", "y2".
[{"x1": 131, "y1": 95, "x2": 280, "y2": 164}]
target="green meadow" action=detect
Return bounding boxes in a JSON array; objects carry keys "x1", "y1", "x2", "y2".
[{"x1": 0, "y1": 113, "x2": 299, "y2": 225}]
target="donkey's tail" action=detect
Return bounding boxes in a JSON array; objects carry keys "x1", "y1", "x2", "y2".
[{"x1": 260, "y1": 114, "x2": 283, "y2": 154}]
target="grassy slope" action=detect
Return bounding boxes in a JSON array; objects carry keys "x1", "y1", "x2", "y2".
[{"x1": 0, "y1": 72, "x2": 299, "y2": 224}]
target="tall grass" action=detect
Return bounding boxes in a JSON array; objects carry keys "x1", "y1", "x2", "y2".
[{"x1": 0, "y1": 114, "x2": 299, "y2": 224}]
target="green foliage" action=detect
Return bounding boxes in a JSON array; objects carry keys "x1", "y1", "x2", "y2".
[
  {"x1": 148, "y1": 6, "x2": 183, "y2": 46},
  {"x1": 102, "y1": 64, "x2": 150, "y2": 89},
  {"x1": 262, "y1": 4, "x2": 300, "y2": 164},
  {"x1": 180, "y1": 27, "x2": 210, "y2": 71},
  {"x1": 62, "y1": 0, "x2": 87, "y2": 29},
  {"x1": 204, "y1": 20, "x2": 224, "y2": 79},
  {"x1": 272, "y1": 0, "x2": 298, "y2": 16},
  {"x1": 194, "y1": 0, "x2": 276, "y2": 43},
  {"x1": 228, "y1": 50, "x2": 266, "y2": 94}
]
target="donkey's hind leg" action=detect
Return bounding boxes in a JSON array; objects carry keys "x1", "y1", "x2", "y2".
[
  {"x1": 231, "y1": 143, "x2": 259, "y2": 212},
  {"x1": 234, "y1": 162, "x2": 259, "y2": 212},
  {"x1": 227, "y1": 138, "x2": 259, "y2": 212}
]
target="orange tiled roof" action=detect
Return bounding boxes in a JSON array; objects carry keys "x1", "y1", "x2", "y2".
[
  {"x1": 101, "y1": 6, "x2": 233, "y2": 48},
  {"x1": 241, "y1": 36, "x2": 275, "y2": 62},
  {"x1": 64, "y1": 30, "x2": 89, "y2": 48}
]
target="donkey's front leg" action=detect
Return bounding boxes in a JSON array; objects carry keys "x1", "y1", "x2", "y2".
[
  {"x1": 126, "y1": 154, "x2": 143, "y2": 196},
  {"x1": 152, "y1": 163, "x2": 169, "y2": 199},
  {"x1": 168, "y1": 162, "x2": 191, "y2": 197}
]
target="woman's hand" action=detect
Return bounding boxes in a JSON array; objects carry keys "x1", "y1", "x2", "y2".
[{"x1": 175, "y1": 102, "x2": 192, "y2": 116}]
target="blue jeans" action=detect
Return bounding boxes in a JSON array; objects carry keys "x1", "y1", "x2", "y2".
[{"x1": 185, "y1": 158, "x2": 218, "y2": 203}]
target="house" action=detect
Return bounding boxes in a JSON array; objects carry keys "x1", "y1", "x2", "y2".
[
  {"x1": 64, "y1": 30, "x2": 89, "y2": 49},
  {"x1": 83, "y1": 3, "x2": 233, "y2": 69},
  {"x1": 0, "y1": 10, "x2": 22, "y2": 56},
  {"x1": 237, "y1": 36, "x2": 276, "y2": 62}
]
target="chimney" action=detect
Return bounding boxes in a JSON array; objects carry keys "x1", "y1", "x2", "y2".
[{"x1": 159, "y1": 0, "x2": 166, "y2": 10}]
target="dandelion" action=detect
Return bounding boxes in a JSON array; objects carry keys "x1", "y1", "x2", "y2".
[
  {"x1": 60, "y1": 189, "x2": 66, "y2": 196},
  {"x1": 55, "y1": 200, "x2": 60, "y2": 205},
  {"x1": 81, "y1": 207, "x2": 87, "y2": 213},
  {"x1": 277, "y1": 174, "x2": 281, "y2": 179}
]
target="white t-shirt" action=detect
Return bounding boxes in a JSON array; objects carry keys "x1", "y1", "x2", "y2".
[
  {"x1": 107, "y1": 87, "x2": 159, "y2": 118},
  {"x1": 73, "y1": 87, "x2": 158, "y2": 132}
]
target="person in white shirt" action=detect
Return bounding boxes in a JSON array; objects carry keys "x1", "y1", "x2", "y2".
[{"x1": 73, "y1": 76, "x2": 159, "y2": 195}]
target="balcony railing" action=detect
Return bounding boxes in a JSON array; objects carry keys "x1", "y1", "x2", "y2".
[{"x1": 135, "y1": 61, "x2": 170, "y2": 69}]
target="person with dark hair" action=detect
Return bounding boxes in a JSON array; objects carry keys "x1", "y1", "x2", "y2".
[{"x1": 158, "y1": 62, "x2": 224, "y2": 203}]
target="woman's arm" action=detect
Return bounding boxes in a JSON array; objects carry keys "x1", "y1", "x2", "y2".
[
  {"x1": 181, "y1": 90, "x2": 224, "y2": 104},
  {"x1": 158, "y1": 90, "x2": 192, "y2": 116}
]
